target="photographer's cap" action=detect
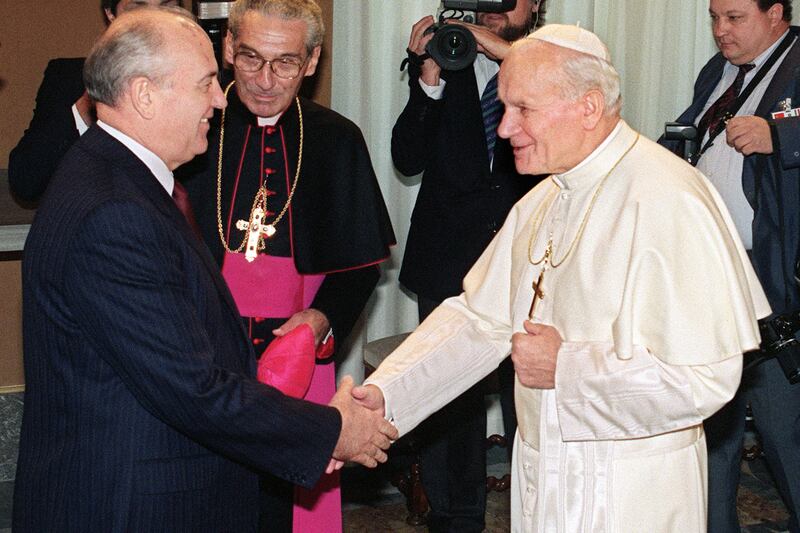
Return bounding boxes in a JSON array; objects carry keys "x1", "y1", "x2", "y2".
[{"x1": 527, "y1": 24, "x2": 611, "y2": 63}]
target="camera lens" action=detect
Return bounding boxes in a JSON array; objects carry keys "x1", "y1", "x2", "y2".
[
  {"x1": 447, "y1": 33, "x2": 466, "y2": 55},
  {"x1": 426, "y1": 24, "x2": 477, "y2": 71}
]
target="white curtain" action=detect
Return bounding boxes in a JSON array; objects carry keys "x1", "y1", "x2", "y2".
[{"x1": 329, "y1": 1, "x2": 762, "y2": 381}]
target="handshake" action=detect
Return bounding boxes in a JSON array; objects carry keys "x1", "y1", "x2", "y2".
[{"x1": 326, "y1": 377, "x2": 393, "y2": 473}]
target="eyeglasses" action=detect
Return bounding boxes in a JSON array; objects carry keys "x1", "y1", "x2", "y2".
[{"x1": 233, "y1": 51, "x2": 307, "y2": 79}]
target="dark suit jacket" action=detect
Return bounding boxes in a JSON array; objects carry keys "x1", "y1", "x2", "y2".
[
  {"x1": 13, "y1": 126, "x2": 341, "y2": 532},
  {"x1": 661, "y1": 27, "x2": 800, "y2": 315},
  {"x1": 9, "y1": 57, "x2": 86, "y2": 202},
  {"x1": 392, "y1": 62, "x2": 540, "y2": 302}
]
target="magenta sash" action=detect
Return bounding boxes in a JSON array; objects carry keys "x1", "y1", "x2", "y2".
[{"x1": 221, "y1": 252, "x2": 323, "y2": 317}]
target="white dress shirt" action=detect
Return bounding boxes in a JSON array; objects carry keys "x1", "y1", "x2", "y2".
[{"x1": 97, "y1": 120, "x2": 175, "y2": 195}]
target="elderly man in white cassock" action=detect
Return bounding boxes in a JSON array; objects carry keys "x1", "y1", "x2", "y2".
[{"x1": 356, "y1": 24, "x2": 772, "y2": 531}]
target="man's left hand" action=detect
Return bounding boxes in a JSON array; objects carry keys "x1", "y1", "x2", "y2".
[
  {"x1": 725, "y1": 115, "x2": 774, "y2": 155},
  {"x1": 511, "y1": 321, "x2": 562, "y2": 389},
  {"x1": 272, "y1": 308, "x2": 330, "y2": 346},
  {"x1": 446, "y1": 20, "x2": 512, "y2": 61}
]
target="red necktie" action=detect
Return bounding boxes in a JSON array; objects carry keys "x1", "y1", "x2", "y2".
[
  {"x1": 171, "y1": 181, "x2": 201, "y2": 238},
  {"x1": 697, "y1": 63, "x2": 755, "y2": 142}
]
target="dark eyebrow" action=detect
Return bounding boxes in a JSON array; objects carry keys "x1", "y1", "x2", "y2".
[
  {"x1": 235, "y1": 43, "x2": 303, "y2": 60},
  {"x1": 236, "y1": 44, "x2": 259, "y2": 54}
]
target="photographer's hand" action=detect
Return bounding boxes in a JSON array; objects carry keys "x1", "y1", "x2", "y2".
[
  {"x1": 410, "y1": 15, "x2": 442, "y2": 86},
  {"x1": 725, "y1": 116, "x2": 774, "y2": 155},
  {"x1": 447, "y1": 20, "x2": 512, "y2": 62}
]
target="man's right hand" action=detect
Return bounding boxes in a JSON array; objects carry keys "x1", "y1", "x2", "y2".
[
  {"x1": 447, "y1": 20, "x2": 513, "y2": 62},
  {"x1": 410, "y1": 15, "x2": 442, "y2": 86},
  {"x1": 328, "y1": 376, "x2": 397, "y2": 470},
  {"x1": 351, "y1": 383, "x2": 386, "y2": 415},
  {"x1": 511, "y1": 320, "x2": 562, "y2": 389}
]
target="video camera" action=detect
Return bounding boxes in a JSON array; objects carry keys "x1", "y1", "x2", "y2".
[{"x1": 424, "y1": 0, "x2": 517, "y2": 71}]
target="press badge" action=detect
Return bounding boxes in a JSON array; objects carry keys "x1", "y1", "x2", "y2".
[{"x1": 772, "y1": 98, "x2": 800, "y2": 119}]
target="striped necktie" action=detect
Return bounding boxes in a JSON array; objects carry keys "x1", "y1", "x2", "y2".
[
  {"x1": 481, "y1": 72, "x2": 503, "y2": 163},
  {"x1": 697, "y1": 63, "x2": 755, "y2": 142}
]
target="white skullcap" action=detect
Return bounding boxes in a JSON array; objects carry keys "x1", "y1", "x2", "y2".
[{"x1": 527, "y1": 24, "x2": 611, "y2": 63}]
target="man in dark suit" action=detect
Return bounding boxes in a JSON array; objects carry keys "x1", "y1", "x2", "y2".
[
  {"x1": 390, "y1": 3, "x2": 544, "y2": 531},
  {"x1": 12, "y1": 8, "x2": 396, "y2": 532},
  {"x1": 8, "y1": 0, "x2": 179, "y2": 202},
  {"x1": 661, "y1": 0, "x2": 800, "y2": 530}
]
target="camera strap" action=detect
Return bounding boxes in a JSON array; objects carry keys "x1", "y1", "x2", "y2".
[
  {"x1": 694, "y1": 31, "x2": 796, "y2": 164},
  {"x1": 400, "y1": 48, "x2": 431, "y2": 72}
]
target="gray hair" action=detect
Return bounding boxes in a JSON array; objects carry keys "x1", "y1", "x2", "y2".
[
  {"x1": 228, "y1": 0, "x2": 324, "y2": 52},
  {"x1": 84, "y1": 7, "x2": 197, "y2": 106},
  {"x1": 555, "y1": 52, "x2": 622, "y2": 117}
]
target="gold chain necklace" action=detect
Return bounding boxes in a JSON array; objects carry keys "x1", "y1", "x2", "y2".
[
  {"x1": 527, "y1": 133, "x2": 639, "y2": 317},
  {"x1": 216, "y1": 80, "x2": 304, "y2": 257}
]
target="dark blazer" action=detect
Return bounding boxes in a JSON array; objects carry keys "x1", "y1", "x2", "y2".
[
  {"x1": 392, "y1": 63, "x2": 540, "y2": 302},
  {"x1": 9, "y1": 57, "x2": 86, "y2": 202},
  {"x1": 661, "y1": 27, "x2": 800, "y2": 314},
  {"x1": 13, "y1": 126, "x2": 341, "y2": 532}
]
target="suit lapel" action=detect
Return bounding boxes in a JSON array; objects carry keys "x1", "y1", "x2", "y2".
[
  {"x1": 86, "y1": 127, "x2": 245, "y2": 326},
  {"x1": 755, "y1": 29, "x2": 800, "y2": 118},
  {"x1": 684, "y1": 54, "x2": 727, "y2": 125}
]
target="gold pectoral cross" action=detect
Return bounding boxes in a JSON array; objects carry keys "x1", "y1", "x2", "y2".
[
  {"x1": 235, "y1": 207, "x2": 276, "y2": 262},
  {"x1": 528, "y1": 239, "x2": 552, "y2": 319},
  {"x1": 529, "y1": 268, "x2": 546, "y2": 319}
]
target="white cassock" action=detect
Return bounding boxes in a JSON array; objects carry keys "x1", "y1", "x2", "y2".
[{"x1": 366, "y1": 121, "x2": 771, "y2": 532}]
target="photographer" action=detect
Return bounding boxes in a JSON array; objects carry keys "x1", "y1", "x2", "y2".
[
  {"x1": 391, "y1": 1, "x2": 544, "y2": 531},
  {"x1": 659, "y1": 0, "x2": 800, "y2": 530}
]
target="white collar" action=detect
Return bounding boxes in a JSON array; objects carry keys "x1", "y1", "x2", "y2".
[
  {"x1": 97, "y1": 121, "x2": 175, "y2": 195},
  {"x1": 553, "y1": 120, "x2": 626, "y2": 190},
  {"x1": 257, "y1": 114, "x2": 282, "y2": 127}
]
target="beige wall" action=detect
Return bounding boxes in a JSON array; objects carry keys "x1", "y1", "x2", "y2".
[
  {"x1": 0, "y1": 260, "x2": 23, "y2": 389},
  {"x1": 0, "y1": 0, "x2": 333, "y2": 388}
]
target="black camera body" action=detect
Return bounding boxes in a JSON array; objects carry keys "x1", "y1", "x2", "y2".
[
  {"x1": 663, "y1": 122, "x2": 699, "y2": 164},
  {"x1": 759, "y1": 314, "x2": 800, "y2": 384},
  {"x1": 425, "y1": 0, "x2": 516, "y2": 71},
  {"x1": 196, "y1": 1, "x2": 234, "y2": 67}
]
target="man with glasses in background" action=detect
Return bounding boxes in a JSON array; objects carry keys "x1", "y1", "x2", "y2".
[{"x1": 181, "y1": 1, "x2": 394, "y2": 532}]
